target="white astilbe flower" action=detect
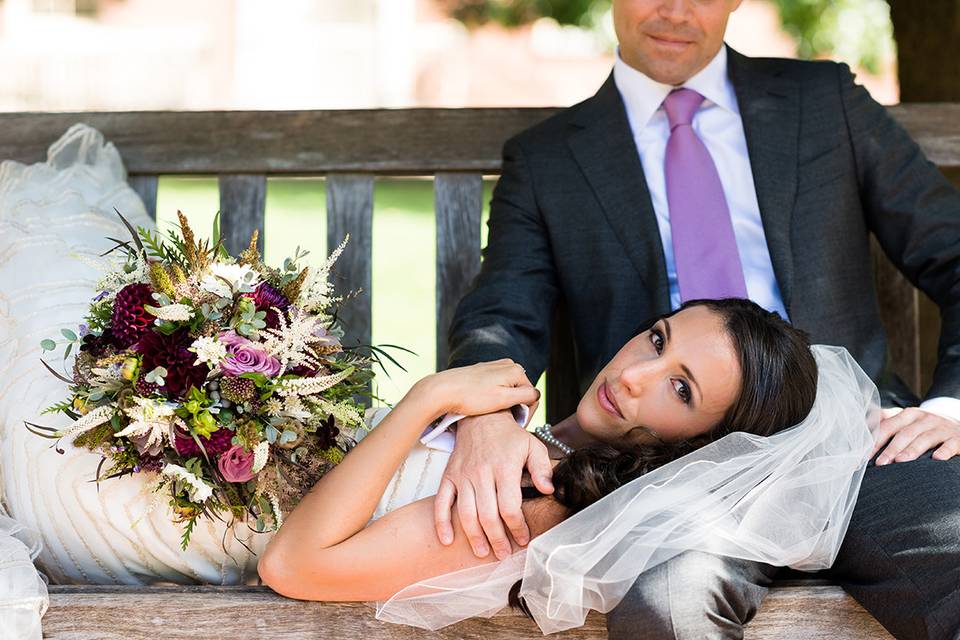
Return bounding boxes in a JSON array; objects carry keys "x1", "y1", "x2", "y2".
[
  {"x1": 268, "y1": 491, "x2": 284, "y2": 530},
  {"x1": 261, "y1": 308, "x2": 325, "y2": 376},
  {"x1": 296, "y1": 235, "x2": 348, "y2": 312},
  {"x1": 150, "y1": 303, "x2": 194, "y2": 322},
  {"x1": 199, "y1": 262, "x2": 260, "y2": 298},
  {"x1": 56, "y1": 404, "x2": 115, "y2": 438},
  {"x1": 190, "y1": 335, "x2": 227, "y2": 366},
  {"x1": 282, "y1": 396, "x2": 311, "y2": 420},
  {"x1": 276, "y1": 368, "x2": 355, "y2": 398},
  {"x1": 312, "y1": 397, "x2": 364, "y2": 430},
  {"x1": 161, "y1": 463, "x2": 213, "y2": 503},
  {"x1": 251, "y1": 441, "x2": 270, "y2": 474},
  {"x1": 115, "y1": 398, "x2": 185, "y2": 452},
  {"x1": 72, "y1": 249, "x2": 151, "y2": 303}
]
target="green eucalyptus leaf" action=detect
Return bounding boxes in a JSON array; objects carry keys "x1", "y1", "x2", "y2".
[
  {"x1": 61, "y1": 328, "x2": 78, "y2": 341},
  {"x1": 265, "y1": 424, "x2": 279, "y2": 444},
  {"x1": 40, "y1": 339, "x2": 57, "y2": 351}
]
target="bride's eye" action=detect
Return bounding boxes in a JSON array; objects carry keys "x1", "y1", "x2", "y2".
[
  {"x1": 649, "y1": 329, "x2": 664, "y2": 354},
  {"x1": 673, "y1": 379, "x2": 692, "y2": 404}
]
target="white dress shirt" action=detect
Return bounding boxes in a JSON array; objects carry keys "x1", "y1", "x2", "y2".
[
  {"x1": 613, "y1": 45, "x2": 960, "y2": 419},
  {"x1": 613, "y1": 46, "x2": 789, "y2": 321}
]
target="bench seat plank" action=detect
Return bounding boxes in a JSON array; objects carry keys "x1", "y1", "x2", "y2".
[{"x1": 41, "y1": 584, "x2": 891, "y2": 639}]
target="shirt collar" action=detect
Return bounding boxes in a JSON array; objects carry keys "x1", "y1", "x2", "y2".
[{"x1": 613, "y1": 44, "x2": 738, "y2": 133}]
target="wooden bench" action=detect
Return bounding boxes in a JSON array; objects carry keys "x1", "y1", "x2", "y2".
[{"x1": 5, "y1": 104, "x2": 960, "y2": 639}]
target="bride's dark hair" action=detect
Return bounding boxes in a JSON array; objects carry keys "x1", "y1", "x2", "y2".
[{"x1": 508, "y1": 297, "x2": 818, "y2": 616}]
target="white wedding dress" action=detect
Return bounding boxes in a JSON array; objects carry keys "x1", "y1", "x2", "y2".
[{"x1": 0, "y1": 125, "x2": 270, "y2": 593}]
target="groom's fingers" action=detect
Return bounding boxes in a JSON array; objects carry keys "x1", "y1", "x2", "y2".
[
  {"x1": 475, "y1": 472, "x2": 512, "y2": 560},
  {"x1": 527, "y1": 440, "x2": 555, "y2": 495},
  {"x1": 496, "y1": 465, "x2": 529, "y2": 549},
  {"x1": 875, "y1": 408, "x2": 960, "y2": 464},
  {"x1": 933, "y1": 438, "x2": 960, "y2": 461},
  {"x1": 434, "y1": 477, "x2": 457, "y2": 546},
  {"x1": 891, "y1": 425, "x2": 951, "y2": 462},
  {"x1": 455, "y1": 480, "x2": 491, "y2": 558},
  {"x1": 871, "y1": 407, "x2": 908, "y2": 457}
]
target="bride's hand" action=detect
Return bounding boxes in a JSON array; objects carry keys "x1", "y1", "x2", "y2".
[{"x1": 417, "y1": 358, "x2": 540, "y2": 417}]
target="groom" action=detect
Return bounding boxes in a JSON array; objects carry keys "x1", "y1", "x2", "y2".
[{"x1": 437, "y1": 0, "x2": 960, "y2": 639}]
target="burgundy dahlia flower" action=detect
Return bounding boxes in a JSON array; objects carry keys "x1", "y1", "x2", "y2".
[
  {"x1": 110, "y1": 283, "x2": 155, "y2": 348},
  {"x1": 135, "y1": 329, "x2": 208, "y2": 399},
  {"x1": 174, "y1": 426, "x2": 234, "y2": 458},
  {"x1": 243, "y1": 282, "x2": 289, "y2": 329}
]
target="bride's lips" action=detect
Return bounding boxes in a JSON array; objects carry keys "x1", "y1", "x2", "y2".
[{"x1": 598, "y1": 382, "x2": 625, "y2": 419}]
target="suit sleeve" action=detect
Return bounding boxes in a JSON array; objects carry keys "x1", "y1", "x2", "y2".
[
  {"x1": 838, "y1": 63, "x2": 960, "y2": 401},
  {"x1": 444, "y1": 135, "x2": 560, "y2": 383}
]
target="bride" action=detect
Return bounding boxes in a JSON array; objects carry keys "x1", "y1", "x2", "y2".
[{"x1": 258, "y1": 297, "x2": 877, "y2": 632}]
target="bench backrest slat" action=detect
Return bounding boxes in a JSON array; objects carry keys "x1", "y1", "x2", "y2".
[
  {"x1": 326, "y1": 174, "x2": 374, "y2": 360},
  {"x1": 219, "y1": 174, "x2": 267, "y2": 256},
  {"x1": 128, "y1": 175, "x2": 159, "y2": 221},
  {"x1": 4, "y1": 105, "x2": 957, "y2": 173},
  {"x1": 435, "y1": 173, "x2": 484, "y2": 371}
]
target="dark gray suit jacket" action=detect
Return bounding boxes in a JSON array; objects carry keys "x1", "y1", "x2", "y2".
[{"x1": 447, "y1": 47, "x2": 960, "y2": 408}]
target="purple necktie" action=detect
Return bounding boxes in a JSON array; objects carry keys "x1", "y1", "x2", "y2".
[{"x1": 663, "y1": 88, "x2": 748, "y2": 302}]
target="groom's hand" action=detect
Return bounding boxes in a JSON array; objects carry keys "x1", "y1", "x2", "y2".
[
  {"x1": 873, "y1": 407, "x2": 960, "y2": 464},
  {"x1": 434, "y1": 410, "x2": 554, "y2": 560}
]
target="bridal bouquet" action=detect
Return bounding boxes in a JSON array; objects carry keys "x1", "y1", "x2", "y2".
[{"x1": 31, "y1": 211, "x2": 379, "y2": 548}]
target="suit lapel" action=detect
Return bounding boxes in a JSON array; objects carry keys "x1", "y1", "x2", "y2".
[
  {"x1": 728, "y1": 48, "x2": 800, "y2": 312},
  {"x1": 566, "y1": 74, "x2": 672, "y2": 316}
]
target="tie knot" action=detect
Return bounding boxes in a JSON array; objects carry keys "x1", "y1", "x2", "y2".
[{"x1": 663, "y1": 88, "x2": 705, "y2": 129}]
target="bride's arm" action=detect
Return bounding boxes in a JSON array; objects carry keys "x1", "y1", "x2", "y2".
[
  {"x1": 259, "y1": 360, "x2": 545, "y2": 601},
  {"x1": 265, "y1": 376, "x2": 444, "y2": 551}
]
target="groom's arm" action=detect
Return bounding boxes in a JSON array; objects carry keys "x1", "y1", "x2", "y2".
[
  {"x1": 838, "y1": 63, "x2": 960, "y2": 462},
  {"x1": 438, "y1": 135, "x2": 559, "y2": 560},
  {"x1": 446, "y1": 135, "x2": 560, "y2": 380}
]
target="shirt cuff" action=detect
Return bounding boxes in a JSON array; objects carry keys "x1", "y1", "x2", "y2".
[
  {"x1": 919, "y1": 396, "x2": 960, "y2": 423},
  {"x1": 419, "y1": 404, "x2": 531, "y2": 453}
]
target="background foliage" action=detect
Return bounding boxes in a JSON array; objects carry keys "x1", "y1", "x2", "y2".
[{"x1": 440, "y1": 0, "x2": 896, "y2": 73}]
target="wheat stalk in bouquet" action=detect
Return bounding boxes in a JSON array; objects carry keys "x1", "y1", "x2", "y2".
[{"x1": 29, "y1": 211, "x2": 407, "y2": 549}]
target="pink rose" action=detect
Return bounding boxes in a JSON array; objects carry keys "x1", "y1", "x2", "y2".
[
  {"x1": 218, "y1": 444, "x2": 256, "y2": 483},
  {"x1": 219, "y1": 330, "x2": 281, "y2": 377}
]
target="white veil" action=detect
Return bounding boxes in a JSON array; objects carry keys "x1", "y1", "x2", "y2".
[{"x1": 375, "y1": 344, "x2": 879, "y2": 634}]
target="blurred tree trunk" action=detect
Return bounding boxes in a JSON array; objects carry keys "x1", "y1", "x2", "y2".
[
  {"x1": 889, "y1": 0, "x2": 960, "y2": 101},
  {"x1": 888, "y1": 0, "x2": 960, "y2": 393}
]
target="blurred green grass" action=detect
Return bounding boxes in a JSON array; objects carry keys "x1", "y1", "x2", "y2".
[{"x1": 156, "y1": 176, "x2": 548, "y2": 427}]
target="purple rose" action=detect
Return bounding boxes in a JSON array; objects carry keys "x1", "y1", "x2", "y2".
[
  {"x1": 218, "y1": 445, "x2": 256, "y2": 483},
  {"x1": 219, "y1": 330, "x2": 281, "y2": 377}
]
